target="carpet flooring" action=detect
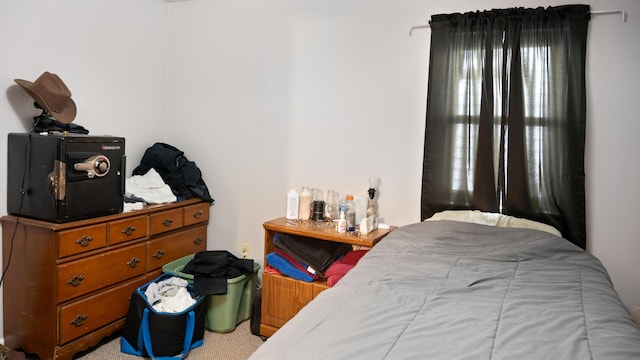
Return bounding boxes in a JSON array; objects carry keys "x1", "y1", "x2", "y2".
[{"x1": 73, "y1": 320, "x2": 264, "y2": 360}]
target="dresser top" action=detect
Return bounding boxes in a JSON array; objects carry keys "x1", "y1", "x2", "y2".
[{"x1": 1, "y1": 198, "x2": 206, "y2": 230}]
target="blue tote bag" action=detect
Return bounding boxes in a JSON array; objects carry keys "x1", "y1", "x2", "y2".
[{"x1": 120, "y1": 274, "x2": 206, "y2": 359}]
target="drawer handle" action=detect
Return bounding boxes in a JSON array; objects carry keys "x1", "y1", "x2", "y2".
[
  {"x1": 70, "y1": 314, "x2": 88, "y2": 327},
  {"x1": 162, "y1": 218, "x2": 174, "y2": 227},
  {"x1": 121, "y1": 226, "x2": 137, "y2": 236},
  {"x1": 153, "y1": 250, "x2": 165, "y2": 259},
  {"x1": 193, "y1": 210, "x2": 203, "y2": 219},
  {"x1": 127, "y1": 257, "x2": 141, "y2": 268},
  {"x1": 67, "y1": 275, "x2": 85, "y2": 287},
  {"x1": 193, "y1": 237, "x2": 204, "y2": 245},
  {"x1": 75, "y1": 236, "x2": 93, "y2": 247}
]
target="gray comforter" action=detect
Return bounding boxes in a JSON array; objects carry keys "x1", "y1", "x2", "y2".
[{"x1": 250, "y1": 220, "x2": 640, "y2": 359}]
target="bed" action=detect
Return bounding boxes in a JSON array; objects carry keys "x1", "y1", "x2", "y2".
[{"x1": 248, "y1": 211, "x2": 640, "y2": 359}]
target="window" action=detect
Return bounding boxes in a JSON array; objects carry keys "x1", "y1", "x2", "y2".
[
  {"x1": 421, "y1": 6, "x2": 589, "y2": 248},
  {"x1": 450, "y1": 43, "x2": 552, "y2": 212}
]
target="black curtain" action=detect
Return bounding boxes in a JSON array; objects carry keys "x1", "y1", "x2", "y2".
[{"x1": 420, "y1": 5, "x2": 590, "y2": 248}]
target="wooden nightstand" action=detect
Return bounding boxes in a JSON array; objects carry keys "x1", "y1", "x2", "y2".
[{"x1": 259, "y1": 217, "x2": 396, "y2": 337}]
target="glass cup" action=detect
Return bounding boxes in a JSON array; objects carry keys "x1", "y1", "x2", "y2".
[{"x1": 324, "y1": 190, "x2": 340, "y2": 220}]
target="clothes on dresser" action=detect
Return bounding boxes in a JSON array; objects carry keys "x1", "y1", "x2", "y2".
[
  {"x1": 181, "y1": 250, "x2": 254, "y2": 296},
  {"x1": 132, "y1": 142, "x2": 214, "y2": 204},
  {"x1": 125, "y1": 168, "x2": 177, "y2": 204},
  {"x1": 126, "y1": 169, "x2": 177, "y2": 204},
  {"x1": 123, "y1": 201, "x2": 144, "y2": 212}
]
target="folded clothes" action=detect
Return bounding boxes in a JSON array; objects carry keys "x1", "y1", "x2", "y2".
[
  {"x1": 273, "y1": 233, "x2": 351, "y2": 276},
  {"x1": 325, "y1": 250, "x2": 368, "y2": 286},
  {"x1": 266, "y1": 252, "x2": 315, "y2": 282},
  {"x1": 275, "y1": 249, "x2": 320, "y2": 279}
]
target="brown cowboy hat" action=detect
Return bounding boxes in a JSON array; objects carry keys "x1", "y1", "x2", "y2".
[{"x1": 14, "y1": 71, "x2": 77, "y2": 124}]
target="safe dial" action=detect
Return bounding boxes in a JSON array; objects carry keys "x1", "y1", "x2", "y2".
[{"x1": 74, "y1": 155, "x2": 111, "y2": 178}]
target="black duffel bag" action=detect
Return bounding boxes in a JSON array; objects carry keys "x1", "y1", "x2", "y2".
[{"x1": 120, "y1": 274, "x2": 206, "y2": 359}]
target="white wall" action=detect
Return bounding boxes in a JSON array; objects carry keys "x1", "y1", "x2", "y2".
[
  {"x1": 585, "y1": 0, "x2": 640, "y2": 317},
  {"x1": 0, "y1": 0, "x2": 638, "y2": 341}
]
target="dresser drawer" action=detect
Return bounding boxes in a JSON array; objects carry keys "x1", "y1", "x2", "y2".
[
  {"x1": 58, "y1": 224, "x2": 108, "y2": 258},
  {"x1": 146, "y1": 224, "x2": 207, "y2": 271},
  {"x1": 57, "y1": 243, "x2": 147, "y2": 302},
  {"x1": 149, "y1": 208, "x2": 184, "y2": 235},
  {"x1": 58, "y1": 276, "x2": 147, "y2": 344},
  {"x1": 109, "y1": 215, "x2": 149, "y2": 245},
  {"x1": 184, "y1": 202, "x2": 209, "y2": 226}
]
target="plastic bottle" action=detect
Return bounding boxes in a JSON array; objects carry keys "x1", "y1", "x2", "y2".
[
  {"x1": 344, "y1": 195, "x2": 356, "y2": 231},
  {"x1": 299, "y1": 186, "x2": 312, "y2": 220},
  {"x1": 286, "y1": 189, "x2": 299, "y2": 220},
  {"x1": 337, "y1": 204, "x2": 347, "y2": 233}
]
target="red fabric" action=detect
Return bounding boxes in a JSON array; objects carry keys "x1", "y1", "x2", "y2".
[
  {"x1": 342, "y1": 249, "x2": 368, "y2": 264},
  {"x1": 325, "y1": 250, "x2": 368, "y2": 286},
  {"x1": 264, "y1": 265, "x2": 282, "y2": 275}
]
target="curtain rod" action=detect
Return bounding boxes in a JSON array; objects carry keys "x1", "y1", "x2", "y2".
[{"x1": 408, "y1": 9, "x2": 627, "y2": 36}]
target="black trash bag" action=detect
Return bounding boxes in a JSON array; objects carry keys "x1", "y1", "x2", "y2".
[{"x1": 133, "y1": 142, "x2": 214, "y2": 203}]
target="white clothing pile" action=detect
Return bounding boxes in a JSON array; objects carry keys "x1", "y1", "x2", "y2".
[
  {"x1": 144, "y1": 276, "x2": 195, "y2": 313},
  {"x1": 125, "y1": 168, "x2": 177, "y2": 204}
]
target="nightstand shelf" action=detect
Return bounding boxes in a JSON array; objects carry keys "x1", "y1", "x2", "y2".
[{"x1": 259, "y1": 217, "x2": 396, "y2": 337}]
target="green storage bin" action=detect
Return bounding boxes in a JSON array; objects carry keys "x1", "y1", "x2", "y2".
[{"x1": 162, "y1": 254, "x2": 260, "y2": 333}]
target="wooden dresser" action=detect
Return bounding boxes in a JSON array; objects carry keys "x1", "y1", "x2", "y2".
[
  {"x1": 259, "y1": 218, "x2": 396, "y2": 337},
  {"x1": 1, "y1": 198, "x2": 209, "y2": 360}
]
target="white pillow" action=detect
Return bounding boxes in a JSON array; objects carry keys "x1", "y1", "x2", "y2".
[{"x1": 425, "y1": 210, "x2": 562, "y2": 237}]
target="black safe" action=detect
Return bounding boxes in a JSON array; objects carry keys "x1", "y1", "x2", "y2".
[{"x1": 7, "y1": 133, "x2": 126, "y2": 222}]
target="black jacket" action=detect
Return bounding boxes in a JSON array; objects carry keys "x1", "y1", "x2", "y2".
[
  {"x1": 182, "y1": 251, "x2": 254, "y2": 296},
  {"x1": 133, "y1": 142, "x2": 214, "y2": 203}
]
